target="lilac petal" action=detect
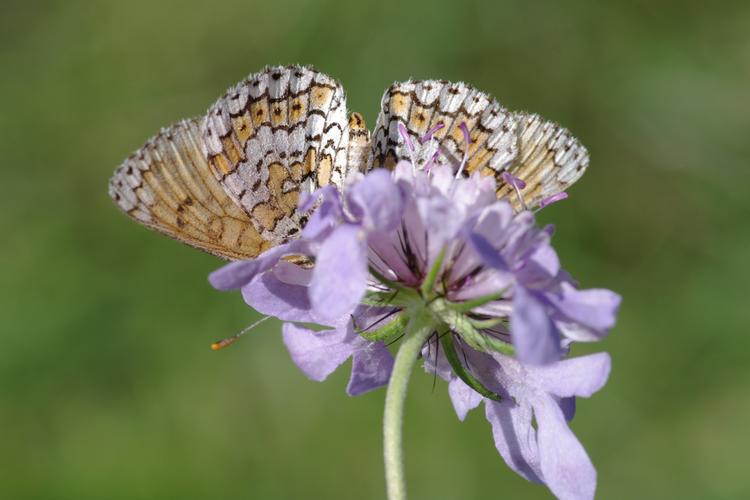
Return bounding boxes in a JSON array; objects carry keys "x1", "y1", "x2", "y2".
[
  {"x1": 485, "y1": 399, "x2": 543, "y2": 483},
  {"x1": 392, "y1": 160, "x2": 415, "y2": 183},
  {"x1": 452, "y1": 172, "x2": 497, "y2": 212},
  {"x1": 368, "y1": 234, "x2": 419, "y2": 286},
  {"x1": 559, "y1": 397, "x2": 576, "y2": 422},
  {"x1": 421, "y1": 340, "x2": 453, "y2": 381},
  {"x1": 550, "y1": 283, "x2": 621, "y2": 336},
  {"x1": 282, "y1": 323, "x2": 355, "y2": 382},
  {"x1": 310, "y1": 224, "x2": 368, "y2": 322},
  {"x1": 473, "y1": 203, "x2": 514, "y2": 244},
  {"x1": 535, "y1": 353, "x2": 611, "y2": 398},
  {"x1": 416, "y1": 195, "x2": 463, "y2": 267},
  {"x1": 516, "y1": 244, "x2": 560, "y2": 286},
  {"x1": 241, "y1": 271, "x2": 314, "y2": 323},
  {"x1": 534, "y1": 396, "x2": 597, "y2": 500},
  {"x1": 347, "y1": 169, "x2": 403, "y2": 232},
  {"x1": 347, "y1": 342, "x2": 394, "y2": 396},
  {"x1": 448, "y1": 269, "x2": 513, "y2": 302},
  {"x1": 469, "y1": 232, "x2": 510, "y2": 271},
  {"x1": 301, "y1": 186, "x2": 344, "y2": 240},
  {"x1": 512, "y1": 286, "x2": 561, "y2": 365},
  {"x1": 272, "y1": 260, "x2": 312, "y2": 286},
  {"x1": 448, "y1": 377, "x2": 483, "y2": 421},
  {"x1": 208, "y1": 240, "x2": 309, "y2": 291}
]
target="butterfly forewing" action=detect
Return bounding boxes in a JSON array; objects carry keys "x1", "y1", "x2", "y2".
[
  {"x1": 108, "y1": 118, "x2": 269, "y2": 260},
  {"x1": 202, "y1": 66, "x2": 359, "y2": 247},
  {"x1": 110, "y1": 65, "x2": 368, "y2": 260}
]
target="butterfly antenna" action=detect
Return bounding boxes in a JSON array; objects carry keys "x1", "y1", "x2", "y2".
[{"x1": 211, "y1": 315, "x2": 271, "y2": 350}]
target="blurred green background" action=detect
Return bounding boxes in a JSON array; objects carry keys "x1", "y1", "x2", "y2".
[{"x1": 2, "y1": 0, "x2": 749, "y2": 498}]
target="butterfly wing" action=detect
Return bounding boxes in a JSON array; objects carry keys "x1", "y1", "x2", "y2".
[
  {"x1": 368, "y1": 79, "x2": 518, "y2": 177},
  {"x1": 202, "y1": 65, "x2": 362, "y2": 247},
  {"x1": 109, "y1": 118, "x2": 269, "y2": 260},
  {"x1": 368, "y1": 80, "x2": 589, "y2": 208},
  {"x1": 496, "y1": 112, "x2": 589, "y2": 207},
  {"x1": 110, "y1": 66, "x2": 368, "y2": 260}
]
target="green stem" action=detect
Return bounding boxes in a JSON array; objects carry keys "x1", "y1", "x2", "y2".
[{"x1": 383, "y1": 314, "x2": 434, "y2": 500}]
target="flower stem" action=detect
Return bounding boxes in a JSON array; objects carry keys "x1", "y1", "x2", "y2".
[{"x1": 383, "y1": 314, "x2": 434, "y2": 500}]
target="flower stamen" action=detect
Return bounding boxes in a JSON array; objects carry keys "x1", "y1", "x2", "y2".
[
  {"x1": 455, "y1": 122, "x2": 471, "y2": 179},
  {"x1": 537, "y1": 191, "x2": 569, "y2": 210},
  {"x1": 397, "y1": 122, "x2": 418, "y2": 173},
  {"x1": 210, "y1": 315, "x2": 271, "y2": 350},
  {"x1": 502, "y1": 171, "x2": 528, "y2": 211},
  {"x1": 420, "y1": 122, "x2": 445, "y2": 144}
]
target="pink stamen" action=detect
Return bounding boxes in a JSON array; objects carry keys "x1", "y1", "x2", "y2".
[
  {"x1": 455, "y1": 122, "x2": 471, "y2": 179},
  {"x1": 423, "y1": 151, "x2": 440, "y2": 174},
  {"x1": 397, "y1": 122, "x2": 415, "y2": 153},
  {"x1": 502, "y1": 172, "x2": 528, "y2": 211},
  {"x1": 538, "y1": 192, "x2": 569, "y2": 209},
  {"x1": 501, "y1": 171, "x2": 526, "y2": 190},
  {"x1": 420, "y1": 122, "x2": 445, "y2": 144}
]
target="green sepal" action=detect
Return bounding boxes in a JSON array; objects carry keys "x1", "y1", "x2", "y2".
[
  {"x1": 420, "y1": 247, "x2": 446, "y2": 299},
  {"x1": 439, "y1": 329, "x2": 502, "y2": 402},
  {"x1": 468, "y1": 317, "x2": 507, "y2": 330},
  {"x1": 368, "y1": 266, "x2": 410, "y2": 293},
  {"x1": 355, "y1": 313, "x2": 408, "y2": 342},
  {"x1": 361, "y1": 289, "x2": 417, "y2": 309},
  {"x1": 433, "y1": 303, "x2": 515, "y2": 356},
  {"x1": 442, "y1": 289, "x2": 508, "y2": 313}
]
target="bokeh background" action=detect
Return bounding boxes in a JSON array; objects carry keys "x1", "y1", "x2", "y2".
[{"x1": 2, "y1": 0, "x2": 749, "y2": 498}]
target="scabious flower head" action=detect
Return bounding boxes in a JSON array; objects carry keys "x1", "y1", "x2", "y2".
[{"x1": 209, "y1": 127, "x2": 621, "y2": 500}]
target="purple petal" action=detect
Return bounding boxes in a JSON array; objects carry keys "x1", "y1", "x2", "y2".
[
  {"x1": 310, "y1": 225, "x2": 368, "y2": 322},
  {"x1": 485, "y1": 399, "x2": 543, "y2": 483},
  {"x1": 516, "y1": 244, "x2": 560, "y2": 286},
  {"x1": 559, "y1": 397, "x2": 576, "y2": 422},
  {"x1": 472, "y1": 203, "x2": 514, "y2": 245},
  {"x1": 416, "y1": 195, "x2": 463, "y2": 267},
  {"x1": 535, "y1": 353, "x2": 611, "y2": 398},
  {"x1": 241, "y1": 270, "x2": 314, "y2": 323},
  {"x1": 448, "y1": 377, "x2": 483, "y2": 421},
  {"x1": 347, "y1": 342, "x2": 394, "y2": 396},
  {"x1": 208, "y1": 240, "x2": 309, "y2": 291},
  {"x1": 282, "y1": 323, "x2": 355, "y2": 382},
  {"x1": 469, "y1": 232, "x2": 510, "y2": 271},
  {"x1": 272, "y1": 260, "x2": 312, "y2": 286},
  {"x1": 421, "y1": 339, "x2": 453, "y2": 381},
  {"x1": 346, "y1": 169, "x2": 403, "y2": 232},
  {"x1": 534, "y1": 396, "x2": 597, "y2": 500},
  {"x1": 301, "y1": 185, "x2": 344, "y2": 240},
  {"x1": 512, "y1": 286, "x2": 561, "y2": 365},
  {"x1": 550, "y1": 283, "x2": 621, "y2": 337}
]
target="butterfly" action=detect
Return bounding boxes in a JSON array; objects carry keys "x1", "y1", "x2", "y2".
[{"x1": 109, "y1": 65, "x2": 589, "y2": 261}]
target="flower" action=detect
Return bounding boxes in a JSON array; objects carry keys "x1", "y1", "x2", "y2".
[
  {"x1": 424, "y1": 339, "x2": 611, "y2": 500},
  {"x1": 209, "y1": 124, "x2": 620, "y2": 500}
]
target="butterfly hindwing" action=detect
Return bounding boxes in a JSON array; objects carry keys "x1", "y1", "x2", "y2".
[
  {"x1": 368, "y1": 80, "x2": 518, "y2": 179},
  {"x1": 202, "y1": 65, "x2": 359, "y2": 247},
  {"x1": 368, "y1": 79, "x2": 589, "y2": 208},
  {"x1": 497, "y1": 112, "x2": 589, "y2": 207},
  {"x1": 108, "y1": 118, "x2": 269, "y2": 260}
]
